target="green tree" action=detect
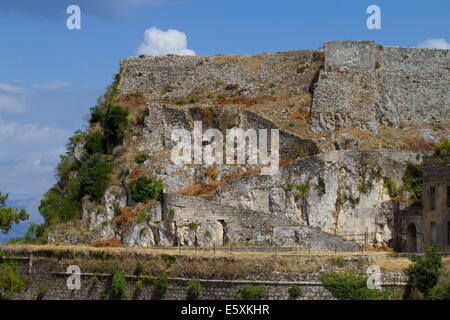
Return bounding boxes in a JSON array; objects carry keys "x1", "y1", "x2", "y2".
[
  {"x1": 0, "y1": 191, "x2": 28, "y2": 234},
  {"x1": 102, "y1": 105, "x2": 128, "y2": 154},
  {"x1": 404, "y1": 246, "x2": 442, "y2": 296},
  {"x1": 84, "y1": 131, "x2": 104, "y2": 156},
  {"x1": 24, "y1": 223, "x2": 46, "y2": 244},
  {"x1": 79, "y1": 153, "x2": 113, "y2": 202},
  {"x1": 39, "y1": 188, "x2": 80, "y2": 224}
]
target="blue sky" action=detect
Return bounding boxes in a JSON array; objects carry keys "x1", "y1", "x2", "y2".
[{"x1": 0, "y1": 0, "x2": 449, "y2": 241}]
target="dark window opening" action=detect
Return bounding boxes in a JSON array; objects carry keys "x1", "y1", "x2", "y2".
[
  {"x1": 447, "y1": 186, "x2": 450, "y2": 208},
  {"x1": 448, "y1": 222, "x2": 450, "y2": 246},
  {"x1": 430, "y1": 187, "x2": 436, "y2": 211}
]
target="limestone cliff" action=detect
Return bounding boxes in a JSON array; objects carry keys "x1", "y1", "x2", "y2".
[{"x1": 43, "y1": 41, "x2": 449, "y2": 251}]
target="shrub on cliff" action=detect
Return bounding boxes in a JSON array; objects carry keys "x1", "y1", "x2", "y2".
[
  {"x1": 102, "y1": 105, "x2": 129, "y2": 154},
  {"x1": 135, "y1": 153, "x2": 150, "y2": 164},
  {"x1": 384, "y1": 178, "x2": 399, "y2": 199},
  {"x1": 39, "y1": 188, "x2": 81, "y2": 224},
  {"x1": 435, "y1": 138, "x2": 450, "y2": 157},
  {"x1": 402, "y1": 162, "x2": 423, "y2": 206},
  {"x1": 129, "y1": 176, "x2": 165, "y2": 203},
  {"x1": 79, "y1": 154, "x2": 113, "y2": 202},
  {"x1": 84, "y1": 131, "x2": 104, "y2": 156}
]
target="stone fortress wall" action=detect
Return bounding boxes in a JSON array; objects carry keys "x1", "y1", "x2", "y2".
[
  {"x1": 3, "y1": 247, "x2": 408, "y2": 300},
  {"x1": 310, "y1": 40, "x2": 449, "y2": 132}
]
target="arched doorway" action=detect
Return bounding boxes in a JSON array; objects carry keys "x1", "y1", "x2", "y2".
[{"x1": 406, "y1": 223, "x2": 417, "y2": 252}]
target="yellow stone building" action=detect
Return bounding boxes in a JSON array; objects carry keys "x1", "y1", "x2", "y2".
[{"x1": 422, "y1": 155, "x2": 450, "y2": 252}]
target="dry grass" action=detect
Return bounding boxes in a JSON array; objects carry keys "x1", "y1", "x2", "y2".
[
  {"x1": 205, "y1": 165, "x2": 218, "y2": 181},
  {"x1": 116, "y1": 207, "x2": 139, "y2": 226},
  {"x1": 178, "y1": 180, "x2": 225, "y2": 197},
  {"x1": 4, "y1": 244, "x2": 424, "y2": 279},
  {"x1": 91, "y1": 238, "x2": 121, "y2": 248},
  {"x1": 403, "y1": 136, "x2": 435, "y2": 151}
]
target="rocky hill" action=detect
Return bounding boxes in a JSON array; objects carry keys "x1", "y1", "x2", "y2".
[{"x1": 40, "y1": 41, "x2": 449, "y2": 251}]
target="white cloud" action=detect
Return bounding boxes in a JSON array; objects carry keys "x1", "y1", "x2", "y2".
[
  {"x1": 137, "y1": 26, "x2": 196, "y2": 56},
  {"x1": 417, "y1": 38, "x2": 450, "y2": 49},
  {"x1": 0, "y1": 95, "x2": 27, "y2": 113},
  {"x1": 31, "y1": 81, "x2": 71, "y2": 90},
  {"x1": 0, "y1": 116, "x2": 71, "y2": 199},
  {"x1": 0, "y1": 82, "x2": 25, "y2": 93}
]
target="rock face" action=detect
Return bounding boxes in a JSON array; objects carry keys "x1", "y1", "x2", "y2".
[
  {"x1": 212, "y1": 150, "x2": 429, "y2": 247},
  {"x1": 50, "y1": 40, "x2": 448, "y2": 251}
]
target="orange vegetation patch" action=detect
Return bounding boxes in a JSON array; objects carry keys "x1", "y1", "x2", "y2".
[
  {"x1": 403, "y1": 136, "x2": 435, "y2": 151},
  {"x1": 226, "y1": 168, "x2": 262, "y2": 180},
  {"x1": 179, "y1": 180, "x2": 225, "y2": 197},
  {"x1": 214, "y1": 95, "x2": 275, "y2": 107},
  {"x1": 280, "y1": 158, "x2": 296, "y2": 166},
  {"x1": 130, "y1": 168, "x2": 142, "y2": 180},
  {"x1": 91, "y1": 238, "x2": 121, "y2": 248},
  {"x1": 290, "y1": 111, "x2": 309, "y2": 121},
  {"x1": 116, "y1": 207, "x2": 139, "y2": 226},
  {"x1": 205, "y1": 165, "x2": 219, "y2": 180},
  {"x1": 116, "y1": 90, "x2": 146, "y2": 108},
  {"x1": 231, "y1": 95, "x2": 257, "y2": 107}
]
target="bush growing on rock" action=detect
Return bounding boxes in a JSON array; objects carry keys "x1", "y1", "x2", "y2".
[
  {"x1": 129, "y1": 176, "x2": 165, "y2": 203},
  {"x1": 39, "y1": 188, "x2": 80, "y2": 224},
  {"x1": 359, "y1": 180, "x2": 374, "y2": 194},
  {"x1": 435, "y1": 138, "x2": 450, "y2": 157},
  {"x1": 384, "y1": 178, "x2": 399, "y2": 199},
  {"x1": 79, "y1": 154, "x2": 113, "y2": 202},
  {"x1": 402, "y1": 162, "x2": 423, "y2": 206},
  {"x1": 84, "y1": 131, "x2": 104, "y2": 156},
  {"x1": 135, "y1": 153, "x2": 150, "y2": 164}
]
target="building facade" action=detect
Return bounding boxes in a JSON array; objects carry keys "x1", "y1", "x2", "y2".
[{"x1": 422, "y1": 155, "x2": 450, "y2": 252}]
